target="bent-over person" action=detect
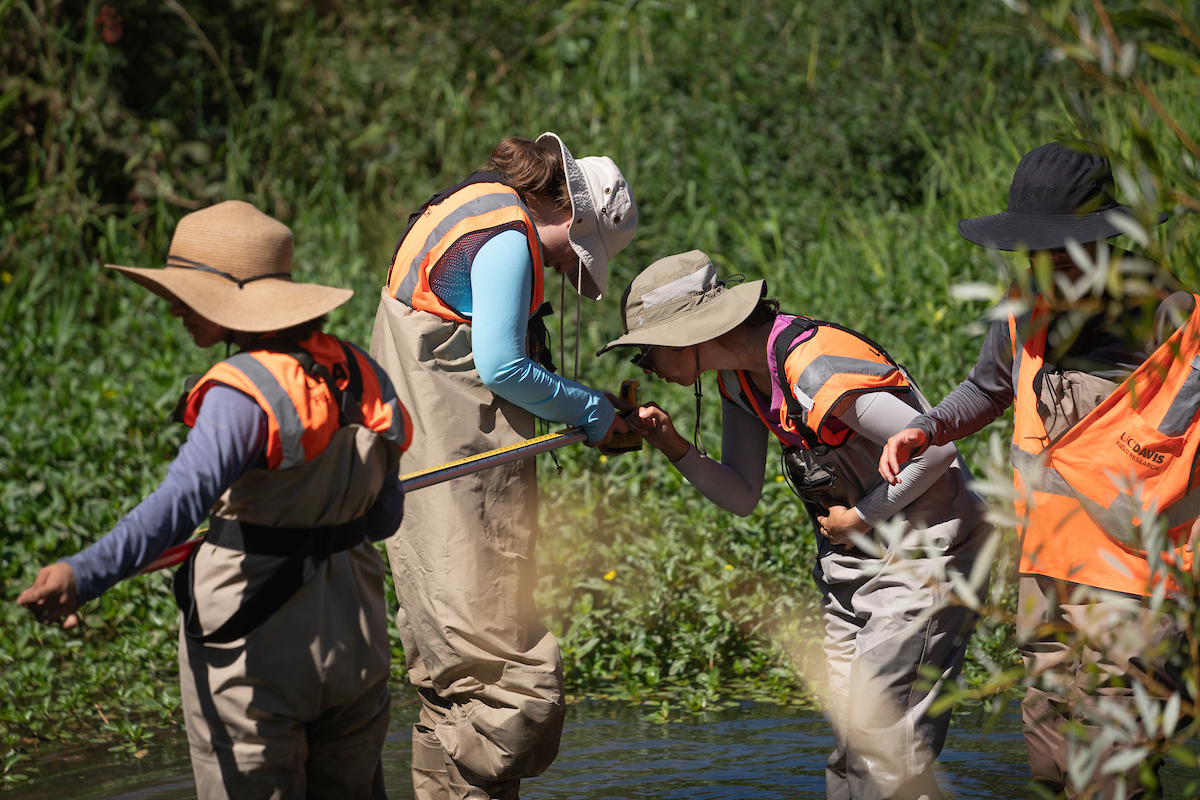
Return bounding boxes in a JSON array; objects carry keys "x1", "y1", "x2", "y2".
[{"x1": 602, "y1": 250, "x2": 993, "y2": 800}]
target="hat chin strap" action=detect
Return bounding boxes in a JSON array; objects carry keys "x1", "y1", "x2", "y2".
[{"x1": 693, "y1": 348, "x2": 706, "y2": 457}]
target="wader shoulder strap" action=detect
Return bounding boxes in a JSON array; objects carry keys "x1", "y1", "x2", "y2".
[
  {"x1": 172, "y1": 516, "x2": 368, "y2": 644},
  {"x1": 389, "y1": 171, "x2": 509, "y2": 272},
  {"x1": 248, "y1": 339, "x2": 365, "y2": 427},
  {"x1": 772, "y1": 318, "x2": 821, "y2": 449}
]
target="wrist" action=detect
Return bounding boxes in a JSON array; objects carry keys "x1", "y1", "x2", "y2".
[{"x1": 662, "y1": 435, "x2": 692, "y2": 463}]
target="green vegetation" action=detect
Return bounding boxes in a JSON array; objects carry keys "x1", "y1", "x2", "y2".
[{"x1": 2, "y1": 0, "x2": 1197, "y2": 789}]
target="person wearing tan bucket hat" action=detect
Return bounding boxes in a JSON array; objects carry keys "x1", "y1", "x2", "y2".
[
  {"x1": 601, "y1": 250, "x2": 993, "y2": 800},
  {"x1": 18, "y1": 200, "x2": 413, "y2": 799},
  {"x1": 880, "y1": 141, "x2": 1190, "y2": 799},
  {"x1": 370, "y1": 132, "x2": 637, "y2": 798}
]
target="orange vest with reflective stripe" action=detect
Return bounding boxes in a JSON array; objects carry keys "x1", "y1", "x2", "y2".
[
  {"x1": 386, "y1": 173, "x2": 545, "y2": 324},
  {"x1": 182, "y1": 332, "x2": 411, "y2": 470},
  {"x1": 716, "y1": 315, "x2": 910, "y2": 449},
  {"x1": 1011, "y1": 295, "x2": 1200, "y2": 595}
]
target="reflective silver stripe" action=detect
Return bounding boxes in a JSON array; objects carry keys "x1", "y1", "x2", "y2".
[
  {"x1": 344, "y1": 342, "x2": 409, "y2": 448},
  {"x1": 795, "y1": 355, "x2": 895, "y2": 402},
  {"x1": 1165, "y1": 486, "x2": 1200, "y2": 528},
  {"x1": 1017, "y1": 446, "x2": 1197, "y2": 544},
  {"x1": 225, "y1": 352, "x2": 306, "y2": 470},
  {"x1": 395, "y1": 191, "x2": 527, "y2": 305},
  {"x1": 718, "y1": 370, "x2": 755, "y2": 417},
  {"x1": 1159, "y1": 354, "x2": 1200, "y2": 436}
]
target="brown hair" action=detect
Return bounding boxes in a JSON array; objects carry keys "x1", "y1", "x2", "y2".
[
  {"x1": 484, "y1": 137, "x2": 570, "y2": 211},
  {"x1": 741, "y1": 297, "x2": 780, "y2": 329},
  {"x1": 262, "y1": 315, "x2": 326, "y2": 345}
]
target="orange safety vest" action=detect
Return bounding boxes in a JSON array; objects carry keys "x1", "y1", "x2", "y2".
[
  {"x1": 183, "y1": 332, "x2": 411, "y2": 469},
  {"x1": 386, "y1": 173, "x2": 545, "y2": 324},
  {"x1": 1011, "y1": 294, "x2": 1200, "y2": 595},
  {"x1": 716, "y1": 315, "x2": 910, "y2": 449}
]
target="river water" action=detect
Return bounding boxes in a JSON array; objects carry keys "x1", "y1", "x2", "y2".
[{"x1": 6, "y1": 694, "x2": 1190, "y2": 798}]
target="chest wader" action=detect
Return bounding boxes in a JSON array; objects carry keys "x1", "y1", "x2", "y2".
[
  {"x1": 172, "y1": 339, "x2": 373, "y2": 644},
  {"x1": 173, "y1": 335, "x2": 405, "y2": 800}
]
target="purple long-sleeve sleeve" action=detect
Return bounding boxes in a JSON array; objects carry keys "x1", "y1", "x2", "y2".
[
  {"x1": 65, "y1": 386, "x2": 270, "y2": 602},
  {"x1": 66, "y1": 383, "x2": 406, "y2": 603}
]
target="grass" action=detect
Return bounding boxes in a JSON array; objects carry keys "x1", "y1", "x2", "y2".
[{"x1": 2, "y1": 0, "x2": 1199, "y2": 787}]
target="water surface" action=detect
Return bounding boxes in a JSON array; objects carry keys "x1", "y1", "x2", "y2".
[{"x1": 6, "y1": 694, "x2": 1189, "y2": 798}]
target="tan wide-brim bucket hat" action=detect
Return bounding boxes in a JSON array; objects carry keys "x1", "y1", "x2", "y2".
[
  {"x1": 597, "y1": 250, "x2": 765, "y2": 354},
  {"x1": 106, "y1": 200, "x2": 352, "y2": 332},
  {"x1": 536, "y1": 132, "x2": 638, "y2": 301}
]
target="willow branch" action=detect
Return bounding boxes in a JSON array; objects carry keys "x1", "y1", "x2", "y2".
[
  {"x1": 1091, "y1": 0, "x2": 1124, "y2": 58},
  {"x1": 1134, "y1": 76, "x2": 1200, "y2": 158}
]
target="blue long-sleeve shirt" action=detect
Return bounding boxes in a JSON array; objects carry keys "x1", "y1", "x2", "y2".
[
  {"x1": 466, "y1": 230, "x2": 614, "y2": 442},
  {"x1": 65, "y1": 384, "x2": 404, "y2": 603}
]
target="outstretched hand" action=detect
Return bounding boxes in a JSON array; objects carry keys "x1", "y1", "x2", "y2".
[
  {"x1": 879, "y1": 427, "x2": 930, "y2": 485},
  {"x1": 17, "y1": 562, "x2": 80, "y2": 629}
]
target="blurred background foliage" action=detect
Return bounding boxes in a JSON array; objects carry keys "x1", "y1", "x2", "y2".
[{"x1": 1, "y1": 0, "x2": 1197, "y2": 779}]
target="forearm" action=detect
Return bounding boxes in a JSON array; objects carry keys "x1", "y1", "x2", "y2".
[
  {"x1": 471, "y1": 231, "x2": 614, "y2": 441},
  {"x1": 64, "y1": 386, "x2": 267, "y2": 603},
  {"x1": 842, "y1": 391, "x2": 959, "y2": 526},
  {"x1": 670, "y1": 399, "x2": 767, "y2": 517},
  {"x1": 907, "y1": 379, "x2": 1009, "y2": 447},
  {"x1": 909, "y1": 318, "x2": 1014, "y2": 447}
]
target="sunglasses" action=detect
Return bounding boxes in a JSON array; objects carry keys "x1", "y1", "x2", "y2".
[
  {"x1": 630, "y1": 346, "x2": 655, "y2": 370},
  {"x1": 630, "y1": 345, "x2": 687, "y2": 370}
]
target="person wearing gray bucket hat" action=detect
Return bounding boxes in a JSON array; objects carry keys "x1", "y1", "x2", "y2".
[
  {"x1": 880, "y1": 141, "x2": 1191, "y2": 798},
  {"x1": 603, "y1": 249, "x2": 993, "y2": 799},
  {"x1": 371, "y1": 133, "x2": 638, "y2": 799},
  {"x1": 19, "y1": 200, "x2": 413, "y2": 798}
]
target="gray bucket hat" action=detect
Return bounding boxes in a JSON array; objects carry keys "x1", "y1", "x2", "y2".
[
  {"x1": 536, "y1": 132, "x2": 638, "y2": 300},
  {"x1": 597, "y1": 250, "x2": 765, "y2": 354}
]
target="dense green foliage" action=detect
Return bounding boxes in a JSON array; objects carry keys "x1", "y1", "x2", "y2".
[{"x1": 3, "y1": 0, "x2": 1198, "y2": 788}]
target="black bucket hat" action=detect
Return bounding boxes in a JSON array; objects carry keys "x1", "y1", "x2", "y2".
[{"x1": 958, "y1": 141, "x2": 1166, "y2": 252}]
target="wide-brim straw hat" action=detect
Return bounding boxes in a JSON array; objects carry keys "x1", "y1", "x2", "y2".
[
  {"x1": 958, "y1": 140, "x2": 1166, "y2": 252},
  {"x1": 537, "y1": 132, "x2": 638, "y2": 300},
  {"x1": 597, "y1": 250, "x2": 765, "y2": 354},
  {"x1": 106, "y1": 200, "x2": 352, "y2": 332}
]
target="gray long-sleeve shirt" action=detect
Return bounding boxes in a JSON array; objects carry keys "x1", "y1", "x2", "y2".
[
  {"x1": 910, "y1": 288, "x2": 1191, "y2": 447},
  {"x1": 673, "y1": 390, "x2": 958, "y2": 525}
]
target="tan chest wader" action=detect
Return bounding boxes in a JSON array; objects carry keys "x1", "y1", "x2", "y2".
[
  {"x1": 174, "y1": 336, "x2": 406, "y2": 800},
  {"x1": 722, "y1": 314, "x2": 990, "y2": 800},
  {"x1": 372, "y1": 177, "x2": 567, "y2": 799}
]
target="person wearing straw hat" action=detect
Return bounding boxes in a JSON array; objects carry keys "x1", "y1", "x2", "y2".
[
  {"x1": 879, "y1": 141, "x2": 1189, "y2": 799},
  {"x1": 600, "y1": 250, "x2": 992, "y2": 800},
  {"x1": 17, "y1": 200, "x2": 411, "y2": 799},
  {"x1": 371, "y1": 133, "x2": 637, "y2": 798}
]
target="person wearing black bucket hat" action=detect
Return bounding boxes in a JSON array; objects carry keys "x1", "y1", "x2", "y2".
[
  {"x1": 602, "y1": 250, "x2": 994, "y2": 800},
  {"x1": 880, "y1": 141, "x2": 1190, "y2": 799}
]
